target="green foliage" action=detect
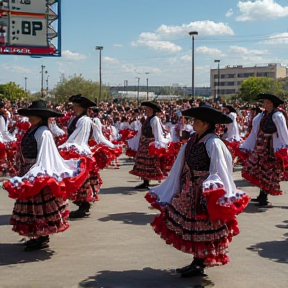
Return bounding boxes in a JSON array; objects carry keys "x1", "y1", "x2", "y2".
[
  {"x1": 0, "y1": 82, "x2": 27, "y2": 101},
  {"x1": 238, "y1": 77, "x2": 284, "y2": 103},
  {"x1": 52, "y1": 75, "x2": 111, "y2": 104}
]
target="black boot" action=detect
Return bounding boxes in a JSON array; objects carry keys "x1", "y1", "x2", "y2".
[
  {"x1": 69, "y1": 204, "x2": 88, "y2": 219},
  {"x1": 81, "y1": 202, "x2": 91, "y2": 213},
  {"x1": 251, "y1": 189, "x2": 264, "y2": 202},
  {"x1": 135, "y1": 179, "x2": 149, "y2": 189},
  {"x1": 24, "y1": 236, "x2": 49, "y2": 251},
  {"x1": 176, "y1": 261, "x2": 194, "y2": 273},
  {"x1": 256, "y1": 192, "x2": 272, "y2": 208},
  {"x1": 181, "y1": 258, "x2": 206, "y2": 278}
]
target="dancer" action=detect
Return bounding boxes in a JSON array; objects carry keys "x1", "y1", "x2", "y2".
[
  {"x1": 129, "y1": 101, "x2": 169, "y2": 189},
  {"x1": 240, "y1": 93, "x2": 288, "y2": 208},
  {"x1": 3, "y1": 100, "x2": 88, "y2": 251},
  {"x1": 145, "y1": 105, "x2": 250, "y2": 277},
  {"x1": 59, "y1": 94, "x2": 100, "y2": 218}
]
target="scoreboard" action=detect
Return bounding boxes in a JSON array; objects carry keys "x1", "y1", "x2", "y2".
[{"x1": 0, "y1": 0, "x2": 61, "y2": 56}]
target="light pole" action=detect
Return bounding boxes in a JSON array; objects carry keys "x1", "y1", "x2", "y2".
[
  {"x1": 24, "y1": 77, "x2": 28, "y2": 91},
  {"x1": 40, "y1": 65, "x2": 45, "y2": 97},
  {"x1": 136, "y1": 77, "x2": 140, "y2": 105},
  {"x1": 145, "y1": 72, "x2": 150, "y2": 100},
  {"x1": 46, "y1": 75, "x2": 50, "y2": 94},
  {"x1": 95, "y1": 46, "x2": 103, "y2": 104},
  {"x1": 214, "y1": 60, "x2": 220, "y2": 103},
  {"x1": 188, "y1": 31, "x2": 198, "y2": 102}
]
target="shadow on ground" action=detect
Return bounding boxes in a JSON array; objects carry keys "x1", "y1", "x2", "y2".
[
  {"x1": 100, "y1": 186, "x2": 138, "y2": 196},
  {"x1": 0, "y1": 214, "x2": 10, "y2": 226},
  {"x1": 242, "y1": 202, "x2": 262, "y2": 214},
  {"x1": 234, "y1": 179, "x2": 255, "y2": 188},
  {"x1": 0, "y1": 243, "x2": 54, "y2": 265},
  {"x1": 247, "y1": 238, "x2": 288, "y2": 264},
  {"x1": 78, "y1": 267, "x2": 215, "y2": 288},
  {"x1": 98, "y1": 212, "x2": 156, "y2": 226}
]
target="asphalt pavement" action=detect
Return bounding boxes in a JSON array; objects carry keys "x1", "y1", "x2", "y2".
[{"x1": 0, "y1": 155, "x2": 288, "y2": 288}]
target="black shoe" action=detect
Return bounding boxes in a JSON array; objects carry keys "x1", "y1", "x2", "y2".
[
  {"x1": 181, "y1": 266, "x2": 205, "y2": 278},
  {"x1": 251, "y1": 197, "x2": 260, "y2": 202},
  {"x1": 135, "y1": 183, "x2": 149, "y2": 189},
  {"x1": 176, "y1": 263, "x2": 193, "y2": 274},
  {"x1": 25, "y1": 238, "x2": 38, "y2": 247},
  {"x1": 80, "y1": 202, "x2": 91, "y2": 213},
  {"x1": 38, "y1": 235, "x2": 50, "y2": 245},
  {"x1": 24, "y1": 242, "x2": 49, "y2": 251},
  {"x1": 69, "y1": 209, "x2": 88, "y2": 219},
  {"x1": 255, "y1": 202, "x2": 273, "y2": 208}
]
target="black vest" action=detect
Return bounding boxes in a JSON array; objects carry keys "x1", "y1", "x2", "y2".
[
  {"x1": 260, "y1": 110, "x2": 277, "y2": 134},
  {"x1": 21, "y1": 125, "x2": 45, "y2": 159},
  {"x1": 185, "y1": 134, "x2": 210, "y2": 173},
  {"x1": 142, "y1": 115, "x2": 155, "y2": 138}
]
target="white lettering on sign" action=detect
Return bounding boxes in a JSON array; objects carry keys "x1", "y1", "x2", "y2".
[{"x1": 0, "y1": 46, "x2": 31, "y2": 54}]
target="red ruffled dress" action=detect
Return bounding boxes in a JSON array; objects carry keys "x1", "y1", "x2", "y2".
[
  {"x1": 241, "y1": 110, "x2": 288, "y2": 195},
  {"x1": 59, "y1": 114, "x2": 102, "y2": 203},
  {"x1": 145, "y1": 133, "x2": 250, "y2": 267},
  {"x1": 129, "y1": 115, "x2": 166, "y2": 181},
  {"x1": 3, "y1": 124, "x2": 89, "y2": 237}
]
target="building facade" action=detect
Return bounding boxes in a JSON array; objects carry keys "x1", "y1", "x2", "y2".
[{"x1": 210, "y1": 63, "x2": 287, "y2": 99}]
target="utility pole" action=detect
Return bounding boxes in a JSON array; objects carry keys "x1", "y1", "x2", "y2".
[
  {"x1": 95, "y1": 46, "x2": 103, "y2": 104},
  {"x1": 136, "y1": 77, "x2": 140, "y2": 105},
  {"x1": 24, "y1": 77, "x2": 28, "y2": 91},
  {"x1": 40, "y1": 65, "x2": 45, "y2": 97}
]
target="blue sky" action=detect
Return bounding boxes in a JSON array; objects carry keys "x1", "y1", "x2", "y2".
[{"x1": 0, "y1": 0, "x2": 288, "y2": 93}]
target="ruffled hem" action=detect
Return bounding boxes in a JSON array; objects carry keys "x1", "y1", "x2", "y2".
[
  {"x1": 10, "y1": 210, "x2": 70, "y2": 237},
  {"x1": 55, "y1": 135, "x2": 68, "y2": 146},
  {"x1": 223, "y1": 140, "x2": 249, "y2": 163},
  {"x1": 275, "y1": 148, "x2": 288, "y2": 181},
  {"x1": 148, "y1": 143, "x2": 167, "y2": 157},
  {"x1": 126, "y1": 147, "x2": 137, "y2": 158},
  {"x1": 145, "y1": 192, "x2": 231, "y2": 266},
  {"x1": 92, "y1": 144, "x2": 122, "y2": 169},
  {"x1": 202, "y1": 187, "x2": 250, "y2": 224},
  {"x1": 119, "y1": 129, "x2": 137, "y2": 141},
  {"x1": 129, "y1": 170, "x2": 166, "y2": 181},
  {"x1": 242, "y1": 170, "x2": 282, "y2": 195},
  {"x1": 3, "y1": 157, "x2": 93, "y2": 200}
]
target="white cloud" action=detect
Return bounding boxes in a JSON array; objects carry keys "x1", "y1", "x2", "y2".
[
  {"x1": 156, "y1": 20, "x2": 234, "y2": 37},
  {"x1": 113, "y1": 44, "x2": 123, "y2": 47},
  {"x1": 226, "y1": 9, "x2": 233, "y2": 17},
  {"x1": 236, "y1": 0, "x2": 288, "y2": 21},
  {"x1": 131, "y1": 20, "x2": 234, "y2": 53},
  {"x1": 103, "y1": 57, "x2": 119, "y2": 63},
  {"x1": 196, "y1": 46, "x2": 224, "y2": 56},
  {"x1": 227, "y1": 46, "x2": 269, "y2": 63},
  {"x1": 2, "y1": 63, "x2": 31, "y2": 74},
  {"x1": 262, "y1": 32, "x2": 288, "y2": 44},
  {"x1": 132, "y1": 39, "x2": 182, "y2": 53},
  {"x1": 228, "y1": 45, "x2": 268, "y2": 55},
  {"x1": 62, "y1": 50, "x2": 87, "y2": 60}
]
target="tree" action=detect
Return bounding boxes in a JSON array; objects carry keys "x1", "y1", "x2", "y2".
[
  {"x1": 238, "y1": 77, "x2": 283, "y2": 103},
  {"x1": 0, "y1": 82, "x2": 27, "y2": 101},
  {"x1": 52, "y1": 75, "x2": 111, "y2": 104}
]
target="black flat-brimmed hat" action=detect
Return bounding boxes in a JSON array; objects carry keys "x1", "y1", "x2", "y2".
[
  {"x1": 141, "y1": 101, "x2": 161, "y2": 113},
  {"x1": 69, "y1": 94, "x2": 96, "y2": 108},
  {"x1": 224, "y1": 105, "x2": 237, "y2": 113},
  {"x1": 18, "y1": 100, "x2": 64, "y2": 118},
  {"x1": 257, "y1": 93, "x2": 283, "y2": 107},
  {"x1": 181, "y1": 105, "x2": 232, "y2": 124}
]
